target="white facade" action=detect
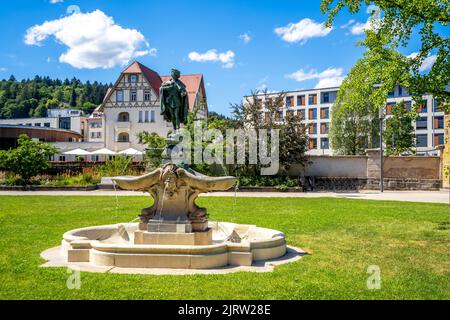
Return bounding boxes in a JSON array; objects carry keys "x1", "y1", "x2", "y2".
[
  {"x1": 100, "y1": 61, "x2": 208, "y2": 152},
  {"x1": 102, "y1": 73, "x2": 170, "y2": 152},
  {"x1": 246, "y1": 85, "x2": 443, "y2": 156}
]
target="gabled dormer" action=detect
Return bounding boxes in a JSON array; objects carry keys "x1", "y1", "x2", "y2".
[{"x1": 100, "y1": 61, "x2": 162, "y2": 109}]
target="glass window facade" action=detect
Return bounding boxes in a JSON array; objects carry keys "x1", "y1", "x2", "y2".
[{"x1": 416, "y1": 134, "x2": 428, "y2": 147}]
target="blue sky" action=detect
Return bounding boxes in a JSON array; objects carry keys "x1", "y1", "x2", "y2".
[{"x1": 0, "y1": 0, "x2": 431, "y2": 116}]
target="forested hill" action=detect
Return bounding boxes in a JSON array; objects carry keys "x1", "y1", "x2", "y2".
[{"x1": 0, "y1": 75, "x2": 112, "y2": 119}]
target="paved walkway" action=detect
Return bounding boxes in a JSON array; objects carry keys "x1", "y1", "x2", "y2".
[{"x1": 0, "y1": 190, "x2": 449, "y2": 204}]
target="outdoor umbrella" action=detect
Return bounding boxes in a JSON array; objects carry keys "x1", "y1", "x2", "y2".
[
  {"x1": 118, "y1": 148, "x2": 143, "y2": 156},
  {"x1": 91, "y1": 148, "x2": 116, "y2": 155},
  {"x1": 63, "y1": 148, "x2": 91, "y2": 155}
]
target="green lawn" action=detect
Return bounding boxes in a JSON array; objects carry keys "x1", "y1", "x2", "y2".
[{"x1": 0, "y1": 196, "x2": 449, "y2": 299}]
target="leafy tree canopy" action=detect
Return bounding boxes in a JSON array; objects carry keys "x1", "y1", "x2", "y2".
[
  {"x1": 0, "y1": 76, "x2": 110, "y2": 119},
  {"x1": 0, "y1": 134, "x2": 58, "y2": 183},
  {"x1": 321, "y1": 0, "x2": 450, "y2": 107}
]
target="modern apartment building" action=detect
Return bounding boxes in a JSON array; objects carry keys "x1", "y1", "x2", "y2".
[
  {"x1": 245, "y1": 85, "x2": 443, "y2": 155},
  {"x1": 0, "y1": 108, "x2": 86, "y2": 137}
]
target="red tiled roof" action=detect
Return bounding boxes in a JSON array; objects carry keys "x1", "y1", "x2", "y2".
[
  {"x1": 101, "y1": 61, "x2": 206, "y2": 113},
  {"x1": 122, "y1": 61, "x2": 163, "y2": 96},
  {"x1": 160, "y1": 74, "x2": 204, "y2": 111}
]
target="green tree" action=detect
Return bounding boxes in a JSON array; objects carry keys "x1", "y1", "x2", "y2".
[
  {"x1": 321, "y1": 0, "x2": 450, "y2": 107},
  {"x1": 69, "y1": 87, "x2": 77, "y2": 107},
  {"x1": 0, "y1": 134, "x2": 58, "y2": 183},
  {"x1": 137, "y1": 131, "x2": 167, "y2": 149},
  {"x1": 45, "y1": 98, "x2": 60, "y2": 110},
  {"x1": 33, "y1": 101, "x2": 48, "y2": 117},
  {"x1": 231, "y1": 90, "x2": 309, "y2": 175},
  {"x1": 330, "y1": 58, "x2": 383, "y2": 154},
  {"x1": 383, "y1": 101, "x2": 416, "y2": 156}
]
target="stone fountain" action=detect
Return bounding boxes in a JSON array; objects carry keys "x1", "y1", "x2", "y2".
[{"x1": 41, "y1": 69, "x2": 300, "y2": 273}]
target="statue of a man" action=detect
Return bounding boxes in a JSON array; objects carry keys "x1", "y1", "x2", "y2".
[{"x1": 160, "y1": 69, "x2": 189, "y2": 131}]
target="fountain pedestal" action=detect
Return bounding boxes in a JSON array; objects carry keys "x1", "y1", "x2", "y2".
[{"x1": 134, "y1": 228, "x2": 213, "y2": 245}]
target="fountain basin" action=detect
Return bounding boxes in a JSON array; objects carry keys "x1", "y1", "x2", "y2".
[{"x1": 59, "y1": 222, "x2": 287, "y2": 269}]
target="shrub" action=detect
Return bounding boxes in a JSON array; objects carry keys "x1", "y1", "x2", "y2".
[{"x1": 0, "y1": 134, "x2": 58, "y2": 184}]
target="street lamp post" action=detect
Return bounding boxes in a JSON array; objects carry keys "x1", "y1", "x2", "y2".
[{"x1": 379, "y1": 106, "x2": 384, "y2": 192}]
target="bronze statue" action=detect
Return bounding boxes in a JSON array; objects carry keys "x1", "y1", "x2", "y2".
[{"x1": 160, "y1": 69, "x2": 189, "y2": 131}]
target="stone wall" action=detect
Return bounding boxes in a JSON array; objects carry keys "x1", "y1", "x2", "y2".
[
  {"x1": 441, "y1": 113, "x2": 450, "y2": 188},
  {"x1": 383, "y1": 156, "x2": 440, "y2": 179},
  {"x1": 288, "y1": 149, "x2": 442, "y2": 191},
  {"x1": 289, "y1": 155, "x2": 367, "y2": 178}
]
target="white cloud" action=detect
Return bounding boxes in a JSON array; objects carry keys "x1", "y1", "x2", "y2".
[
  {"x1": 188, "y1": 49, "x2": 235, "y2": 68},
  {"x1": 420, "y1": 55, "x2": 437, "y2": 71},
  {"x1": 49, "y1": 0, "x2": 63, "y2": 3},
  {"x1": 341, "y1": 19, "x2": 355, "y2": 29},
  {"x1": 0, "y1": 67, "x2": 7, "y2": 72},
  {"x1": 350, "y1": 20, "x2": 372, "y2": 35},
  {"x1": 256, "y1": 76, "x2": 269, "y2": 91},
  {"x1": 274, "y1": 18, "x2": 332, "y2": 44},
  {"x1": 240, "y1": 32, "x2": 251, "y2": 44},
  {"x1": 407, "y1": 52, "x2": 437, "y2": 72},
  {"x1": 287, "y1": 67, "x2": 345, "y2": 88},
  {"x1": 24, "y1": 10, "x2": 152, "y2": 69}
]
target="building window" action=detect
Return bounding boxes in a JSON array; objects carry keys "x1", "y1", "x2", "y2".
[
  {"x1": 308, "y1": 123, "x2": 317, "y2": 134},
  {"x1": 44, "y1": 123, "x2": 50, "y2": 127},
  {"x1": 145, "y1": 111, "x2": 149, "y2": 122},
  {"x1": 150, "y1": 110, "x2": 155, "y2": 122},
  {"x1": 144, "y1": 90, "x2": 151, "y2": 101},
  {"x1": 286, "y1": 110, "x2": 294, "y2": 119},
  {"x1": 275, "y1": 111, "x2": 283, "y2": 121},
  {"x1": 321, "y1": 138, "x2": 329, "y2": 149},
  {"x1": 322, "y1": 92, "x2": 330, "y2": 103},
  {"x1": 297, "y1": 95, "x2": 305, "y2": 106},
  {"x1": 398, "y1": 85, "x2": 403, "y2": 96},
  {"x1": 59, "y1": 155, "x2": 66, "y2": 162},
  {"x1": 96, "y1": 132, "x2": 101, "y2": 138},
  {"x1": 308, "y1": 138, "x2": 317, "y2": 150},
  {"x1": 434, "y1": 116, "x2": 444, "y2": 129},
  {"x1": 139, "y1": 111, "x2": 143, "y2": 123},
  {"x1": 308, "y1": 108, "x2": 317, "y2": 120},
  {"x1": 296, "y1": 109, "x2": 305, "y2": 120},
  {"x1": 434, "y1": 133, "x2": 444, "y2": 146},
  {"x1": 117, "y1": 132, "x2": 130, "y2": 142},
  {"x1": 129, "y1": 75, "x2": 138, "y2": 83},
  {"x1": 386, "y1": 102, "x2": 396, "y2": 115},
  {"x1": 433, "y1": 99, "x2": 441, "y2": 112},
  {"x1": 388, "y1": 90, "x2": 394, "y2": 98},
  {"x1": 118, "y1": 112, "x2": 130, "y2": 122},
  {"x1": 308, "y1": 94, "x2": 317, "y2": 105},
  {"x1": 320, "y1": 123, "x2": 329, "y2": 134},
  {"x1": 116, "y1": 90, "x2": 124, "y2": 102},
  {"x1": 286, "y1": 96, "x2": 294, "y2": 107},
  {"x1": 34, "y1": 123, "x2": 41, "y2": 127},
  {"x1": 405, "y1": 101, "x2": 412, "y2": 112},
  {"x1": 416, "y1": 134, "x2": 427, "y2": 147},
  {"x1": 264, "y1": 98, "x2": 273, "y2": 108},
  {"x1": 417, "y1": 100, "x2": 427, "y2": 113},
  {"x1": 131, "y1": 90, "x2": 137, "y2": 102},
  {"x1": 59, "y1": 117, "x2": 71, "y2": 130},
  {"x1": 320, "y1": 108, "x2": 329, "y2": 119},
  {"x1": 416, "y1": 116, "x2": 427, "y2": 130},
  {"x1": 91, "y1": 132, "x2": 95, "y2": 139}
]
